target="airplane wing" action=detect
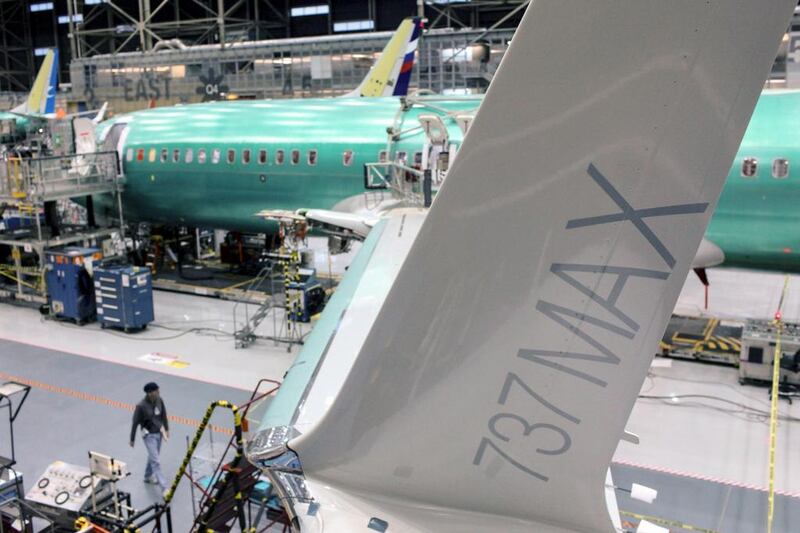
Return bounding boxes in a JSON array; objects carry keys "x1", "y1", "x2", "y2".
[{"x1": 247, "y1": 1, "x2": 795, "y2": 531}]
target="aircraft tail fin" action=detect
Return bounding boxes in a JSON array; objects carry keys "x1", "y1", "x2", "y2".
[
  {"x1": 288, "y1": 0, "x2": 795, "y2": 530},
  {"x1": 12, "y1": 48, "x2": 58, "y2": 115},
  {"x1": 346, "y1": 17, "x2": 422, "y2": 98}
]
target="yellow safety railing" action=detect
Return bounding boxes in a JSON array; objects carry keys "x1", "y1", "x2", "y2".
[
  {"x1": 767, "y1": 275, "x2": 790, "y2": 533},
  {"x1": 4, "y1": 157, "x2": 26, "y2": 199}
]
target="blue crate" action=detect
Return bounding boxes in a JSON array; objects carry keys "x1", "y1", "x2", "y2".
[
  {"x1": 44, "y1": 247, "x2": 102, "y2": 323},
  {"x1": 94, "y1": 265, "x2": 154, "y2": 332}
]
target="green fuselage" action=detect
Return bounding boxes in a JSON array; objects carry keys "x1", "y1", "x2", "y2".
[
  {"x1": 705, "y1": 90, "x2": 800, "y2": 272},
  {"x1": 101, "y1": 90, "x2": 800, "y2": 272},
  {"x1": 0, "y1": 112, "x2": 33, "y2": 141},
  {"x1": 99, "y1": 97, "x2": 475, "y2": 233}
]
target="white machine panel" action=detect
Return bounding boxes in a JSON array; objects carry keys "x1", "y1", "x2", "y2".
[{"x1": 26, "y1": 461, "x2": 100, "y2": 513}]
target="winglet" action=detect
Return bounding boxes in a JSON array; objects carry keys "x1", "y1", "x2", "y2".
[
  {"x1": 284, "y1": 0, "x2": 795, "y2": 530},
  {"x1": 92, "y1": 102, "x2": 108, "y2": 124},
  {"x1": 12, "y1": 48, "x2": 58, "y2": 115},
  {"x1": 346, "y1": 17, "x2": 422, "y2": 98}
]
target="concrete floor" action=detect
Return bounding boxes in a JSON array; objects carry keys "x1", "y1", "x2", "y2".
[
  {"x1": 677, "y1": 267, "x2": 800, "y2": 322},
  {"x1": 2, "y1": 264, "x2": 800, "y2": 530},
  {"x1": 0, "y1": 290, "x2": 301, "y2": 392},
  {"x1": 0, "y1": 339, "x2": 251, "y2": 529},
  {"x1": 612, "y1": 462, "x2": 800, "y2": 533}
]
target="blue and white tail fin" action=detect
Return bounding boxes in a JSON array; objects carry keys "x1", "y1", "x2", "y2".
[
  {"x1": 11, "y1": 48, "x2": 58, "y2": 116},
  {"x1": 346, "y1": 17, "x2": 422, "y2": 98}
]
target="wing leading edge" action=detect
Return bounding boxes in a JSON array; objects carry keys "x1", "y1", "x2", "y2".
[{"x1": 253, "y1": 1, "x2": 795, "y2": 531}]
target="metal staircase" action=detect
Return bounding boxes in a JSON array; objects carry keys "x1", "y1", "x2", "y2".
[
  {"x1": 160, "y1": 380, "x2": 286, "y2": 532},
  {"x1": 192, "y1": 459, "x2": 261, "y2": 532},
  {"x1": 233, "y1": 265, "x2": 276, "y2": 349}
]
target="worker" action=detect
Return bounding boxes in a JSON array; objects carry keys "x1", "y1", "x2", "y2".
[{"x1": 130, "y1": 382, "x2": 170, "y2": 496}]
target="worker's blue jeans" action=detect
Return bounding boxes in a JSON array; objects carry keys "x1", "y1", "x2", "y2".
[{"x1": 143, "y1": 432, "x2": 167, "y2": 490}]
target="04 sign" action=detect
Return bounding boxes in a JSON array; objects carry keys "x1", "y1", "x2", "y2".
[{"x1": 196, "y1": 68, "x2": 230, "y2": 101}]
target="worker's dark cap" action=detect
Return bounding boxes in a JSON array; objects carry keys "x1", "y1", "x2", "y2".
[{"x1": 143, "y1": 382, "x2": 159, "y2": 393}]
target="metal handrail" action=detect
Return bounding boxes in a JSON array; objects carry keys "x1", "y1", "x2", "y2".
[
  {"x1": 233, "y1": 265, "x2": 276, "y2": 349},
  {"x1": 0, "y1": 151, "x2": 120, "y2": 202},
  {"x1": 365, "y1": 161, "x2": 426, "y2": 205},
  {"x1": 0, "y1": 497, "x2": 57, "y2": 532},
  {"x1": 158, "y1": 379, "x2": 280, "y2": 531}
]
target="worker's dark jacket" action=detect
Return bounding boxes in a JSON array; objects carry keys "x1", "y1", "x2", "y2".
[{"x1": 130, "y1": 397, "x2": 169, "y2": 441}]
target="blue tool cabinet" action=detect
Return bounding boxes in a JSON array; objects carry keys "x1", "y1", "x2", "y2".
[
  {"x1": 44, "y1": 247, "x2": 101, "y2": 323},
  {"x1": 93, "y1": 265, "x2": 154, "y2": 332}
]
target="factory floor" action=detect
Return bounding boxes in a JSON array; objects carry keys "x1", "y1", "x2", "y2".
[
  {"x1": 1, "y1": 265, "x2": 800, "y2": 530},
  {"x1": 0, "y1": 291, "x2": 300, "y2": 529},
  {"x1": 0, "y1": 290, "x2": 303, "y2": 392},
  {"x1": 0, "y1": 338, "x2": 252, "y2": 529}
]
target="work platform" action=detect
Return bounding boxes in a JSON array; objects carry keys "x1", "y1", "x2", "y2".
[{"x1": 0, "y1": 148, "x2": 124, "y2": 303}]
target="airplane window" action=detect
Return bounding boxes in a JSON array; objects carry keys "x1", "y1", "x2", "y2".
[
  {"x1": 308, "y1": 150, "x2": 318, "y2": 166},
  {"x1": 227, "y1": 149, "x2": 236, "y2": 164},
  {"x1": 741, "y1": 157, "x2": 757, "y2": 178},
  {"x1": 126, "y1": 148, "x2": 134, "y2": 162},
  {"x1": 258, "y1": 149, "x2": 268, "y2": 165},
  {"x1": 160, "y1": 149, "x2": 168, "y2": 163},
  {"x1": 291, "y1": 149, "x2": 300, "y2": 165},
  {"x1": 379, "y1": 150, "x2": 388, "y2": 163},
  {"x1": 136, "y1": 149, "x2": 144, "y2": 161},
  {"x1": 276, "y1": 150, "x2": 285, "y2": 165},
  {"x1": 242, "y1": 149, "x2": 251, "y2": 165},
  {"x1": 148, "y1": 148, "x2": 156, "y2": 162},
  {"x1": 343, "y1": 150, "x2": 354, "y2": 166},
  {"x1": 198, "y1": 149, "x2": 207, "y2": 164},
  {"x1": 185, "y1": 148, "x2": 193, "y2": 163},
  {"x1": 212, "y1": 148, "x2": 221, "y2": 164},
  {"x1": 172, "y1": 149, "x2": 180, "y2": 163},
  {"x1": 772, "y1": 158, "x2": 789, "y2": 179}
]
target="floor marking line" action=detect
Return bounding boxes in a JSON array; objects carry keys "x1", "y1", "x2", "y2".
[
  {"x1": 0, "y1": 371, "x2": 235, "y2": 436},
  {"x1": 613, "y1": 459, "x2": 800, "y2": 499},
  {"x1": 0, "y1": 333, "x2": 254, "y2": 392}
]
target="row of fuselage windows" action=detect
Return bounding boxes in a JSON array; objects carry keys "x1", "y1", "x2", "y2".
[
  {"x1": 741, "y1": 157, "x2": 789, "y2": 179},
  {"x1": 126, "y1": 147, "x2": 350, "y2": 167},
  {"x1": 125, "y1": 147, "x2": 423, "y2": 169}
]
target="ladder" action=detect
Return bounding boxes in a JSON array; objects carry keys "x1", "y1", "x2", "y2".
[
  {"x1": 233, "y1": 265, "x2": 276, "y2": 349},
  {"x1": 192, "y1": 459, "x2": 261, "y2": 532},
  {"x1": 160, "y1": 380, "x2": 284, "y2": 532}
]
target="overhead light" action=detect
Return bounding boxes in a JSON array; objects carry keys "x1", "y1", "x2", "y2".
[
  {"x1": 334, "y1": 20, "x2": 374, "y2": 33},
  {"x1": 58, "y1": 14, "x2": 84, "y2": 24},
  {"x1": 29, "y1": 2, "x2": 54, "y2": 12},
  {"x1": 291, "y1": 5, "x2": 329, "y2": 17}
]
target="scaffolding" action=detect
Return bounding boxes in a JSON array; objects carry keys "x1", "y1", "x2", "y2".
[
  {"x1": 0, "y1": 0, "x2": 33, "y2": 93},
  {"x1": 68, "y1": 0, "x2": 290, "y2": 59},
  {"x1": 0, "y1": 149, "x2": 124, "y2": 303}
]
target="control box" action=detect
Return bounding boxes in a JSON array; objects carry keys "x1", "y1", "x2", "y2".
[
  {"x1": 25, "y1": 461, "x2": 108, "y2": 525},
  {"x1": 739, "y1": 319, "x2": 800, "y2": 386}
]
